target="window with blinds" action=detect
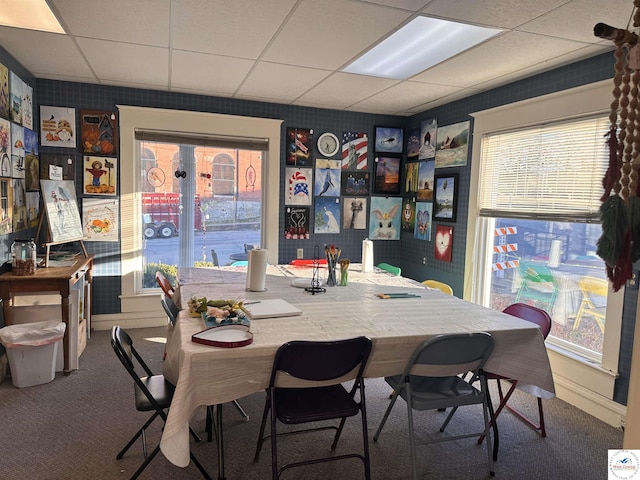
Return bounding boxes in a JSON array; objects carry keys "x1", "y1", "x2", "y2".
[{"x1": 478, "y1": 115, "x2": 610, "y2": 222}]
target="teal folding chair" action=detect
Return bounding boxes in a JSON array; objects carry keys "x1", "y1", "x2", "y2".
[{"x1": 377, "y1": 263, "x2": 401, "y2": 276}]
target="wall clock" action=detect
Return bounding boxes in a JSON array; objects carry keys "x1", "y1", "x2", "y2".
[
  {"x1": 146, "y1": 167, "x2": 165, "y2": 187},
  {"x1": 317, "y1": 132, "x2": 340, "y2": 158}
]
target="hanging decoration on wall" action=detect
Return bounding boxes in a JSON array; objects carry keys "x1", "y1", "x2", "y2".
[
  {"x1": 245, "y1": 160, "x2": 256, "y2": 192},
  {"x1": 594, "y1": 5, "x2": 640, "y2": 290}
]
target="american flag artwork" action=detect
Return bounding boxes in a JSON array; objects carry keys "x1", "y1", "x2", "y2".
[{"x1": 341, "y1": 131, "x2": 368, "y2": 170}]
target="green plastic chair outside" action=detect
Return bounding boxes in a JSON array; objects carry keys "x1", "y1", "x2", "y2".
[
  {"x1": 377, "y1": 263, "x2": 401, "y2": 276},
  {"x1": 514, "y1": 262, "x2": 558, "y2": 311}
]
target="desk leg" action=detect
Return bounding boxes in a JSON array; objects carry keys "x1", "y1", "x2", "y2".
[
  {"x1": 61, "y1": 293, "x2": 70, "y2": 375},
  {"x1": 216, "y1": 404, "x2": 226, "y2": 480},
  {"x1": 1, "y1": 292, "x2": 11, "y2": 326}
]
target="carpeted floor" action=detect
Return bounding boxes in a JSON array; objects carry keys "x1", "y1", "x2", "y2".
[{"x1": 0, "y1": 326, "x2": 623, "y2": 479}]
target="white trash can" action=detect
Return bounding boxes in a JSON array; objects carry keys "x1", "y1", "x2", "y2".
[{"x1": 0, "y1": 321, "x2": 66, "y2": 388}]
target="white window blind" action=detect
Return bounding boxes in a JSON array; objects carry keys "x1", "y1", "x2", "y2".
[{"x1": 478, "y1": 115, "x2": 610, "y2": 222}]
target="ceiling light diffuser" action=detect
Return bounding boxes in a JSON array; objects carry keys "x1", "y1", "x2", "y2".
[
  {"x1": 0, "y1": 0, "x2": 65, "y2": 34},
  {"x1": 343, "y1": 16, "x2": 502, "y2": 80}
]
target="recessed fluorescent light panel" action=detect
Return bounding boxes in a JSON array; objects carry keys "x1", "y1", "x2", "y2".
[
  {"x1": 0, "y1": 0, "x2": 65, "y2": 34},
  {"x1": 343, "y1": 16, "x2": 502, "y2": 80}
]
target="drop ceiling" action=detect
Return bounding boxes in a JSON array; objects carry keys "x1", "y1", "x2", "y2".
[{"x1": 0, "y1": 0, "x2": 632, "y2": 116}]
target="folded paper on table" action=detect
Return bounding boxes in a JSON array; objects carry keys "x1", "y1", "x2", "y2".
[
  {"x1": 246, "y1": 248, "x2": 268, "y2": 292},
  {"x1": 242, "y1": 298, "x2": 302, "y2": 319}
]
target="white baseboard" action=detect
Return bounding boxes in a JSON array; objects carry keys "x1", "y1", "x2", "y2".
[
  {"x1": 92, "y1": 312, "x2": 166, "y2": 331},
  {"x1": 553, "y1": 374, "x2": 626, "y2": 429}
]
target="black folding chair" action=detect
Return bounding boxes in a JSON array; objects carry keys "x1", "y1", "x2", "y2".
[
  {"x1": 254, "y1": 336, "x2": 373, "y2": 480},
  {"x1": 110, "y1": 326, "x2": 210, "y2": 480},
  {"x1": 160, "y1": 294, "x2": 179, "y2": 326}
]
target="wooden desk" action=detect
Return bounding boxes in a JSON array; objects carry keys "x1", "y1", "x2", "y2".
[
  {"x1": 161, "y1": 265, "x2": 555, "y2": 476},
  {"x1": 0, "y1": 255, "x2": 93, "y2": 374}
]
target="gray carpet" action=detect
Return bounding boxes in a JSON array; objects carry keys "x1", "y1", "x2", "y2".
[{"x1": 0, "y1": 326, "x2": 623, "y2": 479}]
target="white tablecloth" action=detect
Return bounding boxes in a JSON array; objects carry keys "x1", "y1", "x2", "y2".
[{"x1": 160, "y1": 265, "x2": 555, "y2": 467}]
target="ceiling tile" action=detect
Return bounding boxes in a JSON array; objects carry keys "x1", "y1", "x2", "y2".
[
  {"x1": 263, "y1": 0, "x2": 412, "y2": 70},
  {"x1": 411, "y1": 31, "x2": 591, "y2": 88},
  {"x1": 171, "y1": 0, "x2": 297, "y2": 58},
  {"x1": 422, "y1": 0, "x2": 569, "y2": 29},
  {"x1": 363, "y1": 0, "x2": 433, "y2": 10},
  {"x1": 77, "y1": 38, "x2": 169, "y2": 86},
  {"x1": 518, "y1": 0, "x2": 635, "y2": 43},
  {"x1": 472, "y1": 43, "x2": 613, "y2": 91},
  {"x1": 51, "y1": 0, "x2": 171, "y2": 46},
  {"x1": 350, "y1": 80, "x2": 460, "y2": 114},
  {"x1": 294, "y1": 72, "x2": 398, "y2": 108},
  {"x1": 171, "y1": 50, "x2": 254, "y2": 95},
  {"x1": 237, "y1": 62, "x2": 331, "y2": 101},
  {"x1": 400, "y1": 86, "x2": 484, "y2": 114},
  {"x1": 0, "y1": 27, "x2": 95, "y2": 78}
]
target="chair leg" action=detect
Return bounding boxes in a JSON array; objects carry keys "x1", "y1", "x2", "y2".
[
  {"x1": 373, "y1": 388, "x2": 401, "y2": 441},
  {"x1": 130, "y1": 445, "x2": 161, "y2": 480},
  {"x1": 405, "y1": 384, "x2": 419, "y2": 480},
  {"x1": 331, "y1": 417, "x2": 348, "y2": 450},
  {"x1": 233, "y1": 399, "x2": 249, "y2": 421},
  {"x1": 269, "y1": 394, "x2": 279, "y2": 480},
  {"x1": 254, "y1": 395, "x2": 271, "y2": 461},
  {"x1": 190, "y1": 451, "x2": 212, "y2": 480},
  {"x1": 481, "y1": 377, "x2": 497, "y2": 476},
  {"x1": 206, "y1": 405, "x2": 215, "y2": 443},
  {"x1": 478, "y1": 379, "x2": 517, "y2": 444},
  {"x1": 359, "y1": 383, "x2": 372, "y2": 480},
  {"x1": 117, "y1": 412, "x2": 159, "y2": 459},
  {"x1": 504, "y1": 397, "x2": 546, "y2": 436}
]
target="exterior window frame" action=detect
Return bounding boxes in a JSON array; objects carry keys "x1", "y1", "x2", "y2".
[
  {"x1": 118, "y1": 105, "x2": 282, "y2": 315},
  {"x1": 466, "y1": 80, "x2": 623, "y2": 404}
]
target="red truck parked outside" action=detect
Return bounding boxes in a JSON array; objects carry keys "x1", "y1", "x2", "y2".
[{"x1": 142, "y1": 193, "x2": 202, "y2": 239}]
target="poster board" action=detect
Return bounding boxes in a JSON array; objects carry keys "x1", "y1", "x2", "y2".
[{"x1": 40, "y1": 179, "x2": 83, "y2": 243}]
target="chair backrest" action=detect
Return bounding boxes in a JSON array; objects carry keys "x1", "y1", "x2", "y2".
[
  {"x1": 211, "y1": 249, "x2": 219, "y2": 266},
  {"x1": 155, "y1": 271, "x2": 175, "y2": 296},
  {"x1": 519, "y1": 262, "x2": 556, "y2": 285},
  {"x1": 406, "y1": 333, "x2": 494, "y2": 378},
  {"x1": 421, "y1": 279, "x2": 453, "y2": 295},
  {"x1": 269, "y1": 337, "x2": 372, "y2": 387},
  {"x1": 377, "y1": 263, "x2": 401, "y2": 276},
  {"x1": 579, "y1": 276, "x2": 608, "y2": 299},
  {"x1": 502, "y1": 303, "x2": 552, "y2": 339},
  {"x1": 111, "y1": 326, "x2": 168, "y2": 413},
  {"x1": 111, "y1": 326, "x2": 154, "y2": 380},
  {"x1": 161, "y1": 294, "x2": 180, "y2": 326},
  {"x1": 244, "y1": 244, "x2": 255, "y2": 253}
]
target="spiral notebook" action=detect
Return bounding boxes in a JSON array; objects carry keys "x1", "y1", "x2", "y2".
[{"x1": 242, "y1": 299, "x2": 302, "y2": 319}]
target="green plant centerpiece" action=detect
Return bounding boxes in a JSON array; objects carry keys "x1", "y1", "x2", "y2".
[{"x1": 187, "y1": 296, "x2": 246, "y2": 323}]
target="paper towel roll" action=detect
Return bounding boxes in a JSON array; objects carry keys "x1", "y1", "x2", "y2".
[
  {"x1": 361, "y1": 238, "x2": 374, "y2": 273},
  {"x1": 548, "y1": 239, "x2": 562, "y2": 268},
  {"x1": 246, "y1": 248, "x2": 268, "y2": 291}
]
